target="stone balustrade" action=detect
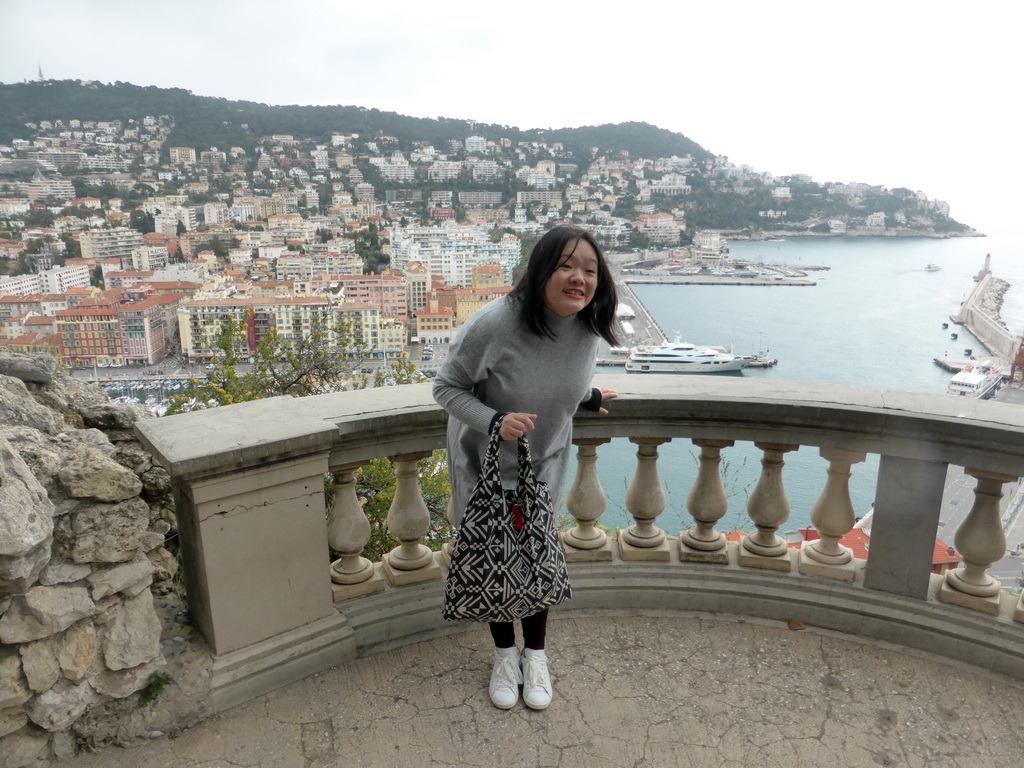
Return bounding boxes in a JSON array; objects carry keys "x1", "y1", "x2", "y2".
[{"x1": 135, "y1": 374, "x2": 1024, "y2": 711}]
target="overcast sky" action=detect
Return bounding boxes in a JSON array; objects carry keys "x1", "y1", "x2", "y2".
[{"x1": 2, "y1": 0, "x2": 1020, "y2": 236}]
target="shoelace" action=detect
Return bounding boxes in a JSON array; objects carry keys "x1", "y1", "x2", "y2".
[
  {"x1": 523, "y1": 657, "x2": 550, "y2": 693},
  {"x1": 494, "y1": 656, "x2": 521, "y2": 689}
]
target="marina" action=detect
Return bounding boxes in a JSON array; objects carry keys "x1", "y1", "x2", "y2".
[{"x1": 590, "y1": 236, "x2": 1024, "y2": 565}]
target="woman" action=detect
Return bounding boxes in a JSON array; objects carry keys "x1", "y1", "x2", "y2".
[{"x1": 433, "y1": 225, "x2": 619, "y2": 710}]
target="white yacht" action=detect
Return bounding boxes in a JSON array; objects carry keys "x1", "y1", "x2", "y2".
[
  {"x1": 625, "y1": 339, "x2": 751, "y2": 373},
  {"x1": 946, "y1": 365, "x2": 1003, "y2": 399}
]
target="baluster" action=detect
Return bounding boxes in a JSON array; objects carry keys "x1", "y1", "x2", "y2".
[
  {"x1": 329, "y1": 463, "x2": 385, "y2": 601},
  {"x1": 799, "y1": 448, "x2": 867, "y2": 581},
  {"x1": 739, "y1": 442, "x2": 798, "y2": 570},
  {"x1": 941, "y1": 469, "x2": 1014, "y2": 615},
  {"x1": 679, "y1": 439, "x2": 734, "y2": 564},
  {"x1": 619, "y1": 438, "x2": 670, "y2": 561},
  {"x1": 564, "y1": 439, "x2": 613, "y2": 561},
  {"x1": 382, "y1": 451, "x2": 442, "y2": 586}
]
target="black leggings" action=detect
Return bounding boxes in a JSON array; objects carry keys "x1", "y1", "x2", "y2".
[{"x1": 489, "y1": 609, "x2": 548, "y2": 651}]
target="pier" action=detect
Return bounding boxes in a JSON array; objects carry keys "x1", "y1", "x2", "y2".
[
  {"x1": 950, "y1": 255, "x2": 1022, "y2": 372},
  {"x1": 624, "y1": 275, "x2": 814, "y2": 287},
  {"x1": 597, "y1": 282, "x2": 666, "y2": 365}
]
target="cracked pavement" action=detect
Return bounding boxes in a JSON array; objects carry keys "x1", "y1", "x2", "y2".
[{"x1": 62, "y1": 612, "x2": 1024, "y2": 767}]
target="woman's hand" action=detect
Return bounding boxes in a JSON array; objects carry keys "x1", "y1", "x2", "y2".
[
  {"x1": 597, "y1": 388, "x2": 618, "y2": 416},
  {"x1": 500, "y1": 412, "x2": 537, "y2": 440}
]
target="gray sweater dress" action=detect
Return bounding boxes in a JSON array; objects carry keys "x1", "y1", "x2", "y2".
[{"x1": 433, "y1": 297, "x2": 600, "y2": 527}]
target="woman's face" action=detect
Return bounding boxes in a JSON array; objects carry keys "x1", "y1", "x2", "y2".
[{"x1": 543, "y1": 238, "x2": 599, "y2": 317}]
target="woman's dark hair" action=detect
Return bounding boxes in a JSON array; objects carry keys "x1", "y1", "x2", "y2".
[{"x1": 509, "y1": 225, "x2": 620, "y2": 346}]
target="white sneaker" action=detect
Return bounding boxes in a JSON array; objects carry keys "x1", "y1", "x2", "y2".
[
  {"x1": 521, "y1": 650, "x2": 552, "y2": 710},
  {"x1": 489, "y1": 650, "x2": 522, "y2": 709}
]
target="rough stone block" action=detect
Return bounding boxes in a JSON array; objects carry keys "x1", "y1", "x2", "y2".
[{"x1": 0, "y1": 585, "x2": 95, "y2": 644}]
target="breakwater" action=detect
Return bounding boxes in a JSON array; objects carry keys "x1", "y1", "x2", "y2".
[{"x1": 952, "y1": 269, "x2": 1021, "y2": 362}]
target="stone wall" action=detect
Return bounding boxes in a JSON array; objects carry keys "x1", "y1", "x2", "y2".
[{"x1": 0, "y1": 354, "x2": 209, "y2": 767}]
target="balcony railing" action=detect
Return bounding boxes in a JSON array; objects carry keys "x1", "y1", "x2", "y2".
[{"x1": 135, "y1": 375, "x2": 1024, "y2": 712}]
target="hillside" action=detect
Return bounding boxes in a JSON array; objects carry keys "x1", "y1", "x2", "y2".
[
  {"x1": 0, "y1": 80, "x2": 973, "y2": 236},
  {"x1": 0, "y1": 80, "x2": 711, "y2": 162}
]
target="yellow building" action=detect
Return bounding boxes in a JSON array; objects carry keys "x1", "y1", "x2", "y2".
[
  {"x1": 177, "y1": 297, "x2": 381, "y2": 360},
  {"x1": 471, "y1": 263, "x2": 505, "y2": 291},
  {"x1": 454, "y1": 288, "x2": 495, "y2": 326}
]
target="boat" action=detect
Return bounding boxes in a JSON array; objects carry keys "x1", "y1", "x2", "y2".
[
  {"x1": 946, "y1": 364, "x2": 1003, "y2": 399},
  {"x1": 625, "y1": 339, "x2": 751, "y2": 373},
  {"x1": 926, "y1": 263, "x2": 942, "y2": 271},
  {"x1": 746, "y1": 351, "x2": 778, "y2": 368}
]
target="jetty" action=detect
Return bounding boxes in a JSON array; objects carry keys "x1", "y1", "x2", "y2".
[
  {"x1": 597, "y1": 282, "x2": 665, "y2": 366},
  {"x1": 624, "y1": 274, "x2": 814, "y2": 287},
  {"x1": 947, "y1": 254, "x2": 1023, "y2": 383}
]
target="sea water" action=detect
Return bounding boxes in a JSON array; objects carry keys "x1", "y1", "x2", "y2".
[{"x1": 590, "y1": 234, "x2": 1024, "y2": 535}]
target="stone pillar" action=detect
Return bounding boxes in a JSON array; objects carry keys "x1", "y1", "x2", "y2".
[
  {"x1": 564, "y1": 439, "x2": 613, "y2": 561},
  {"x1": 739, "y1": 443, "x2": 797, "y2": 570},
  {"x1": 170, "y1": 452, "x2": 354, "y2": 710},
  {"x1": 863, "y1": 455, "x2": 946, "y2": 600},
  {"x1": 329, "y1": 462, "x2": 384, "y2": 601},
  {"x1": 382, "y1": 452, "x2": 442, "y2": 586},
  {"x1": 619, "y1": 438, "x2": 670, "y2": 561},
  {"x1": 941, "y1": 469, "x2": 1015, "y2": 615},
  {"x1": 799, "y1": 448, "x2": 867, "y2": 581},
  {"x1": 679, "y1": 439, "x2": 734, "y2": 564}
]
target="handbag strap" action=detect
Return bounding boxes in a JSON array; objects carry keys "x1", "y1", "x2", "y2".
[{"x1": 486, "y1": 416, "x2": 540, "y2": 491}]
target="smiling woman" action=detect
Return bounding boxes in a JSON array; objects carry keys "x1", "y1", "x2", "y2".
[
  {"x1": 543, "y1": 238, "x2": 598, "y2": 317},
  {"x1": 432, "y1": 225, "x2": 621, "y2": 710}
]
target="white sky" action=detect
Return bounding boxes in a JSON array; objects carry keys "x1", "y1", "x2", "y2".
[{"x1": 2, "y1": 0, "x2": 1021, "y2": 235}]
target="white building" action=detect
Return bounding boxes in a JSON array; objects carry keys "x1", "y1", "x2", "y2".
[
  {"x1": 131, "y1": 245, "x2": 169, "y2": 272},
  {"x1": 389, "y1": 224, "x2": 521, "y2": 287},
  {"x1": 465, "y1": 136, "x2": 488, "y2": 154}
]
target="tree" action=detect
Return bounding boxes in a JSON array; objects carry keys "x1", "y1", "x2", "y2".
[{"x1": 129, "y1": 209, "x2": 155, "y2": 234}]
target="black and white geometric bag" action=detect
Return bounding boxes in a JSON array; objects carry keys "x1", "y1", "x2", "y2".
[{"x1": 442, "y1": 420, "x2": 572, "y2": 623}]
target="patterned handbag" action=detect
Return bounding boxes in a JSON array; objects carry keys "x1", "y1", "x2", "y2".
[{"x1": 442, "y1": 421, "x2": 572, "y2": 622}]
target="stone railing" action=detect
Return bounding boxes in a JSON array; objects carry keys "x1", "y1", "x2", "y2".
[{"x1": 134, "y1": 375, "x2": 1024, "y2": 711}]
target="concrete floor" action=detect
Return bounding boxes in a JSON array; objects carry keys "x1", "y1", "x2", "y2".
[{"x1": 63, "y1": 612, "x2": 1024, "y2": 768}]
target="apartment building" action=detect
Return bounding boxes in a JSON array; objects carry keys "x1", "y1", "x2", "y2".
[
  {"x1": 178, "y1": 297, "x2": 383, "y2": 360},
  {"x1": 413, "y1": 300, "x2": 454, "y2": 344},
  {"x1": 428, "y1": 161, "x2": 463, "y2": 181},
  {"x1": 634, "y1": 213, "x2": 682, "y2": 244},
  {"x1": 131, "y1": 245, "x2": 169, "y2": 272},
  {"x1": 388, "y1": 225, "x2": 521, "y2": 288},
  {"x1": 402, "y1": 261, "x2": 432, "y2": 315},
  {"x1": 79, "y1": 228, "x2": 146, "y2": 264},
  {"x1": 334, "y1": 274, "x2": 408, "y2": 323},
  {"x1": 276, "y1": 253, "x2": 364, "y2": 284},
  {"x1": 56, "y1": 307, "x2": 121, "y2": 365},
  {"x1": 465, "y1": 136, "x2": 488, "y2": 153},
  {"x1": 26, "y1": 173, "x2": 76, "y2": 203},
  {"x1": 169, "y1": 147, "x2": 197, "y2": 165},
  {"x1": 457, "y1": 191, "x2": 503, "y2": 206},
  {"x1": 471, "y1": 263, "x2": 505, "y2": 291},
  {"x1": 0, "y1": 265, "x2": 91, "y2": 297},
  {"x1": 118, "y1": 294, "x2": 182, "y2": 364},
  {"x1": 454, "y1": 288, "x2": 494, "y2": 325}
]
